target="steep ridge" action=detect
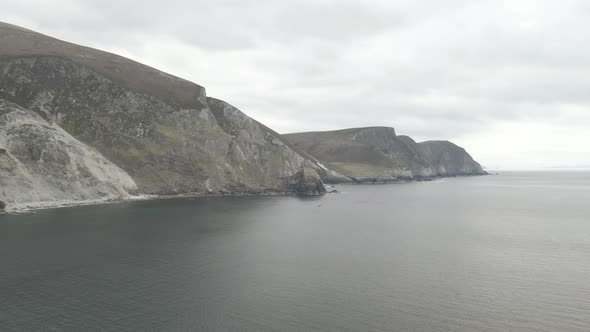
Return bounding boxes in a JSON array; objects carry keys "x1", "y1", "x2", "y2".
[
  {"x1": 283, "y1": 127, "x2": 487, "y2": 183},
  {"x1": 0, "y1": 22, "x2": 326, "y2": 212}
]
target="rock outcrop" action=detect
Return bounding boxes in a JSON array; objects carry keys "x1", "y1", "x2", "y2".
[
  {"x1": 0, "y1": 22, "x2": 326, "y2": 211},
  {"x1": 283, "y1": 127, "x2": 487, "y2": 183},
  {"x1": 285, "y1": 167, "x2": 327, "y2": 196}
]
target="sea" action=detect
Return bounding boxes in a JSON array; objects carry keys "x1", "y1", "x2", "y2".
[{"x1": 1, "y1": 171, "x2": 589, "y2": 331}]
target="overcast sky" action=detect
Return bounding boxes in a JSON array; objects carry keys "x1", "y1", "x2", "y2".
[{"x1": 3, "y1": 0, "x2": 590, "y2": 169}]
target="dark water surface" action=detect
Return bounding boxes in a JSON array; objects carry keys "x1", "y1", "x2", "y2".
[{"x1": 2, "y1": 172, "x2": 590, "y2": 331}]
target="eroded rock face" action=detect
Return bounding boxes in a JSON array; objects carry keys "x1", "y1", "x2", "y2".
[
  {"x1": 0, "y1": 56, "x2": 225, "y2": 195},
  {"x1": 285, "y1": 167, "x2": 327, "y2": 196},
  {"x1": 0, "y1": 99, "x2": 138, "y2": 211},
  {"x1": 417, "y1": 140, "x2": 488, "y2": 176},
  {"x1": 283, "y1": 127, "x2": 487, "y2": 183},
  {"x1": 0, "y1": 22, "x2": 326, "y2": 210},
  {"x1": 207, "y1": 97, "x2": 326, "y2": 194}
]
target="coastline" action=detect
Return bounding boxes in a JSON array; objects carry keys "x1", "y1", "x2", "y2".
[
  {"x1": 2, "y1": 195, "x2": 156, "y2": 215},
  {"x1": 325, "y1": 172, "x2": 489, "y2": 185},
  {"x1": 0, "y1": 190, "x2": 326, "y2": 215},
  {"x1": 1, "y1": 173, "x2": 487, "y2": 215}
]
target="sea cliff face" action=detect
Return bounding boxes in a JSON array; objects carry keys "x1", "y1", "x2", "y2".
[
  {"x1": 0, "y1": 21, "x2": 486, "y2": 212},
  {"x1": 0, "y1": 22, "x2": 326, "y2": 212},
  {"x1": 0, "y1": 99, "x2": 137, "y2": 211},
  {"x1": 283, "y1": 127, "x2": 487, "y2": 183}
]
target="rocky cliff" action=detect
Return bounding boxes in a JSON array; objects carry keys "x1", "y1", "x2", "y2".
[
  {"x1": 283, "y1": 127, "x2": 487, "y2": 183},
  {"x1": 0, "y1": 21, "x2": 488, "y2": 212},
  {"x1": 0, "y1": 22, "x2": 326, "y2": 212},
  {"x1": 0, "y1": 99, "x2": 137, "y2": 211}
]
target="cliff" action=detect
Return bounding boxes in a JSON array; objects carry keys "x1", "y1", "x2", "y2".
[
  {"x1": 0, "y1": 22, "x2": 326, "y2": 212},
  {"x1": 0, "y1": 21, "x2": 488, "y2": 213},
  {"x1": 283, "y1": 127, "x2": 487, "y2": 183},
  {"x1": 0, "y1": 99, "x2": 137, "y2": 211}
]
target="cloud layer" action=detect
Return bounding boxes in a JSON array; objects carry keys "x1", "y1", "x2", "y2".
[{"x1": 4, "y1": 0, "x2": 590, "y2": 169}]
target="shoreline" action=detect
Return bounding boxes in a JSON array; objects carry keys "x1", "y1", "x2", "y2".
[
  {"x1": 1, "y1": 173, "x2": 488, "y2": 215},
  {"x1": 325, "y1": 172, "x2": 489, "y2": 185},
  {"x1": 0, "y1": 190, "x2": 317, "y2": 215}
]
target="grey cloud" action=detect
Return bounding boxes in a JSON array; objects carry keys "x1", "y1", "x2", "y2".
[{"x1": 2, "y1": 0, "x2": 590, "y2": 168}]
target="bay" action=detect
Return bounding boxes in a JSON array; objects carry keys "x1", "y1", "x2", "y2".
[{"x1": 1, "y1": 172, "x2": 590, "y2": 331}]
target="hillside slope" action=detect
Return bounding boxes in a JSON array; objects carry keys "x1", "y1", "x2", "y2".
[
  {"x1": 283, "y1": 127, "x2": 486, "y2": 183},
  {"x1": 0, "y1": 22, "x2": 326, "y2": 212}
]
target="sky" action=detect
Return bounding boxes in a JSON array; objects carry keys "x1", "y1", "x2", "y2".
[{"x1": 3, "y1": 0, "x2": 590, "y2": 170}]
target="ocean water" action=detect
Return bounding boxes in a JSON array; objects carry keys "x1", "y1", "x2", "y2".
[{"x1": 1, "y1": 172, "x2": 590, "y2": 331}]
